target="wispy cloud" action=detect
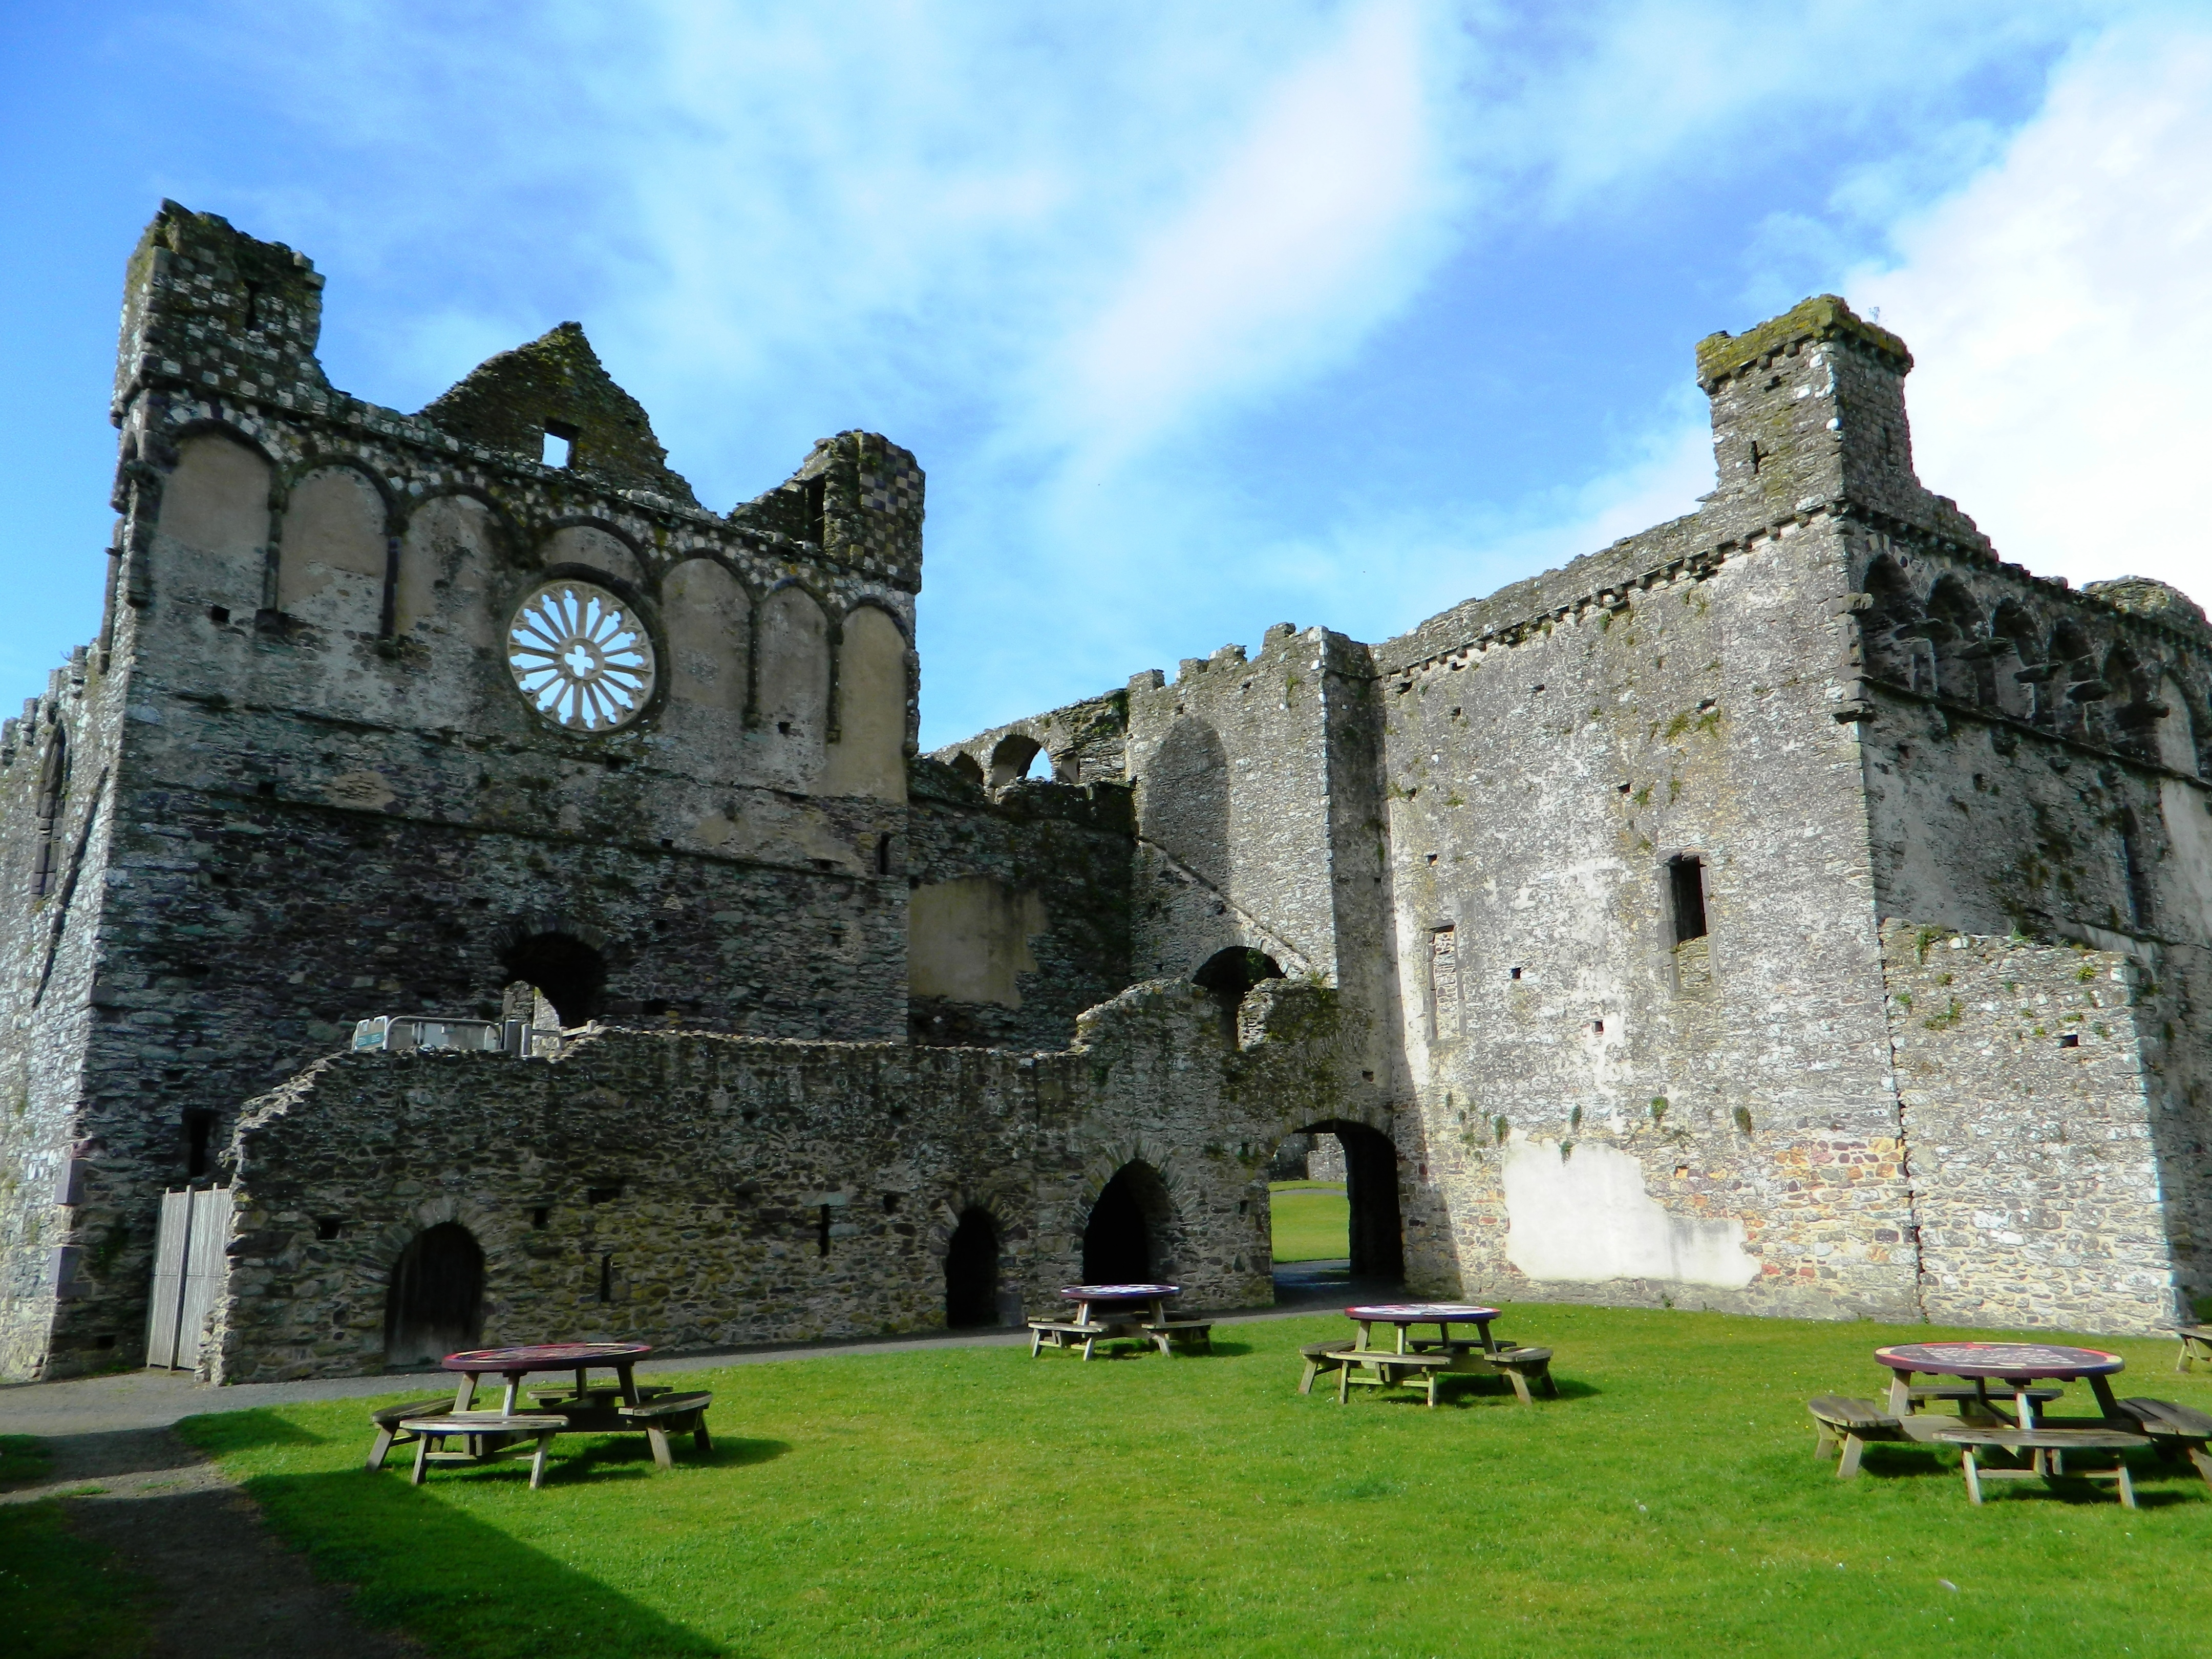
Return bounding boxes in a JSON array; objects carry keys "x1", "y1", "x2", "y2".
[{"x1": 1847, "y1": 20, "x2": 2212, "y2": 601}]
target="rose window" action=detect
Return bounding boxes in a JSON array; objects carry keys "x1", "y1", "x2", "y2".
[{"x1": 506, "y1": 581, "x2": 656, "y2": 732}]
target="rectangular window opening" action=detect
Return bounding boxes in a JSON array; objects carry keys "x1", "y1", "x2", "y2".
[
  {"x1": 183, "y1": 1110, "x2": 217, "y2": 1178},
  {"x1": 541, "y1": 421, "x2": 577, "y2": 468},
  {"x1": 817, "y1": 1203, "x2": 833, "y2": 1257},
  {"x1": 1668, "y1": 855, "x2": 1710, "y2": 944},
  {"x1": 530, "y1": 1206, "x2": 550, "y2": 1229},
  {"x1": 597, "y1": 1252, "x2": 613, "y2": 1303},
  {"x1": 314, "y1": 1217, "x2": 343, "y2": 1241}
]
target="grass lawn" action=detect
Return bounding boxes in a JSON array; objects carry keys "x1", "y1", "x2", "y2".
[
  {"x1": 0, "y1": 1436, "x2": 154, "y2": 1659},
  {"x1": 169, "y1": 1308, "x2": 2212, "y2": 1657},
  {"x1": 1269, "y1": 1180, "x2": 1349, "y2": 1262}
]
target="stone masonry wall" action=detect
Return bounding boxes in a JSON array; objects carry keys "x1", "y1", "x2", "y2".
[
  {"x1": 1881, "y1": 921, "x2": 2182, "y2": 1330},
  {"x1": 209, "y1": 978, "x2": 1373, "y2": 1384}
]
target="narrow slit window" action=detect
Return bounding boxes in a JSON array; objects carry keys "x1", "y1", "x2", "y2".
[
  {"x1": 184, "y1": 1110, "x2": 217, "y2": 1178},
  {"x1": 1668, "y1": 855, "x2": 1709, "y2": 944},
  {"x1": 817, "y1": 1204, "x2": 833, "y2": 1257},
  {"x1": 597, "y1": 1252, "x2": 613, "y2": 1303}
]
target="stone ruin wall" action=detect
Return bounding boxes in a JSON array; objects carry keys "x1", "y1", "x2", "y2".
[{"x1": 209, "y1": 977, "x2": 1376, "y2": 1384}]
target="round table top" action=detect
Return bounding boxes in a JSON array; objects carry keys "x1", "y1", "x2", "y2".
[
  {"x1": 1874, "y1": 1341, "x2": 2122, "y2": 1380},
  {"x1": 441, "y1": 1342, "x2": 653, "y2": 1373},
  {"x1": 1058, "y1": 1283, "x2": 1178, "y2": 1302},
  {"x1": 1346, "y1": 1303, "x2": 1502, "y2": 1324}
]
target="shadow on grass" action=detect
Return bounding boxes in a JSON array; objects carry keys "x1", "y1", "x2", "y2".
[
  {"x1": 231, "y1": 1465, "x2": 726, "y2": 1659},
  {"x1": 179, "y1": 1409, "x2": 329, "y2": 1454}
]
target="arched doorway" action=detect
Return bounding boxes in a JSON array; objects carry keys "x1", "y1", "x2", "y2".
[
  {"x1": 1277, "y1": 1120, "x2": 1403, "y2": 1287},
  {"x1": 500, "y1": 932, "x2": 606, "y2": 1026},
  {"x1": 1083, "y1": 1161, "x2": 1173, "y2": 1284},
  {"x1": 1193, "y1": 946, "x2": 1283, "y2": 1017},
  {"x1": 384, "y1": 1222, "x2": 485, "y2": 1368},
  {"x1": 944, "y1": 1207, "x2": 1000, "y2": 1328}
]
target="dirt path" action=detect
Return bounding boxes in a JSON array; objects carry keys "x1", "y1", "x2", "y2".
[{"x1": 6, "y1": 1422, "x2": 419, "y2": 1657}]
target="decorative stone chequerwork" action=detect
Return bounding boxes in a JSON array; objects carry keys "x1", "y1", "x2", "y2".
[{"x1": 506, "y1": 582, "x2": 656, "y2": 732}]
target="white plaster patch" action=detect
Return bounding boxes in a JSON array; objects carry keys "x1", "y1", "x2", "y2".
[{"x1": 1501, "y1": 1137, "x2": 1759, "y2": 1287}]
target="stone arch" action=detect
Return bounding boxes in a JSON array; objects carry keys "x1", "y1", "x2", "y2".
[
  {"x1": 278, "y1": 462, "x2": 390, "y2": 631},
  {"x1": 943, "y1": 1206, "x2": 1002, "y2": 1329},
  {"x1": 540, "y1": 521, "x2": 646, "y2": 588},
  {"x1": 1989, "y1": 600, "x2": 2041, "y2": 720},
  {"x1": 156, "y1": 429, "x2": 273, "y2": 614},
  {"x1": 662, "y1": 556, "x2": 751, "y2": 718},
  {"x1": 1081, "y1": 1158, "x2": 1178, "y2": 1285},
  {"x1": 1193, "y1": 946, "x2": 1283, "y2": 1019},
  {"x1": 2049, "y1": 618, "x2": 2099, "y2": 737},
  {"x1": 396, "y1": 490, "x2": 505, "y2": 646},
  {"x1": 949, "y1": 751, "x2": 985, "y2": 789},
  {"x1": 755, "y1": 583, "x2": 832, "y2": 779},
  {"x1": 1289, "y1": 1118, "x2": 1403, "y2": 1282},
  {"x1": 989, "y1": 732, "x2": 1044, "y2": 789},
  {"x1": 823, "y1": 602, "x2": 909, "y2": 801},
  {"x1": 2152, "y1": 672, "x2": 2201, "y2": 776},
  {"x1": 492, "y1": 914, "x2": 612, "y2": 1026},
  {"x1": 382, "y1": 1220, "x2": 485, "y2": 1368},
  {"x1": 1857, "y1": 554, "x2": 1926, "y2": 690},
  {"x1": 1924, "y1": 575, "x2": 1988, "y2": 704},
  {"x1": 1142, "y1": 716, "x2": 1230, "y2": 891},
  {"x1": 2104, "y1": 643, "x2": 2163, "y2": 762}
]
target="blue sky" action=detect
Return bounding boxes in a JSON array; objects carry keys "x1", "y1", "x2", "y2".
[{"x1": 4, "y1": 3, "x2": 2207, "y2": 747}]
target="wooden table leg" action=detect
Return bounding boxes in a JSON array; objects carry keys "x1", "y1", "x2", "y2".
[
  {"x1": 453, "y1": 1372, "x2": 477, "y2": 1413},
  {"x1": 1885, "y1": 1371, "x2": 1914, "y2": 1416},
  {"x1": 617, "y1": 1363, "x2": 639, "y2": 1408},
  {"x1": 411, "y1": 1434, "x2": 433, "y2": 1487},
  {"x1": 501, "y1": 1374, "x2": 520, "y2": 1416},
  {"x1": 2015, "y1": 1387, "x2": 2037, "y2": 1432},
  {"x1": 2088, "y1": 1374, "x2": 2120, "y2": 1422}
]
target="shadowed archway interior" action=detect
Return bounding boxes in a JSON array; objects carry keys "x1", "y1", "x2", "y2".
[
  {"x1": 500, "y1": 932, "x2": 606, "y2": 1027},
  {"x1": 1294, "y1": 1120, "x2": 1403, "y2": 1282},
  {"x1": 384, "y1": 1221, "x2": 485, "y2": 1368},
  {"x1": 1082, "y1": 1161, "x2": 1173, "y2": 1284},
  {"x1": 944, "y1": 1207, "x2": 1001, "y2": 1328}
]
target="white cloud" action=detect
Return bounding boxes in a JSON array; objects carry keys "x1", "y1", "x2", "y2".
[{"x1": 1848, "y1": 23, "x2": 2212, "y2": 606}]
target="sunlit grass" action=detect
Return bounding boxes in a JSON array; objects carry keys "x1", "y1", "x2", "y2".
[
  {"x1": 171, "y1": 1308, "x2": 2212, "y2": 1657},
  {"x1": 1269, "y1": 1180, "x2": 1349, "y2": 1263}
]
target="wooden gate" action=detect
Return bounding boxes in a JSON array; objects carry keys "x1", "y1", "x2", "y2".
[{"x1": 145, "y1": 1186, "x2": 233, "y2": 1371}]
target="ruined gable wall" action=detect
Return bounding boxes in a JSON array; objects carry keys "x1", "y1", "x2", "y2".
[
  {"x1": 1376, "y1": 512, "x2": 1915, "y2": 1317},
  {"x1": 1, "y1": 203, "x2": 930, "y2": 1378},
  {"x1": 209, "y1": 981, "x2": 1368, "y2": 1384},
  {"x1": 904, "y1": 757, "x2": 1134, "y2": 1050}
]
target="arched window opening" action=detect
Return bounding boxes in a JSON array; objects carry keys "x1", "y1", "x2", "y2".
[
  {"x1": 384, "y1": 1222, "x2": 485, "y2": 1368},
  {"x1": 2118, "y1": 809, "x2": 2156, "y2": 933},
  {"x1": 29, "y1": 727, "x2": 66, "y2": 899},
  {"x1": 944, "y1": 1206, "x2": 1001, "y2": 1329},
  {"x1": 1990, "y1": 602, "x2": 2042, "y2": 721},
  {"x1": 500, "y1": 933, "x2": 606, "y2": 1027},
  {"x1": 949, "y1": 751, "x2": 985, "y2": 789},
  {"x1": 989, "y1": 733, "x2": 1042, "y2": 790},
  {"x1": 1193, "y1": 947, "x2": 1283, "y2": 1019},
  {"x1": 1281, "y1": 1120, "x2": 1404, "y2": 1284},
  {"x1": 1859, "y1": 557, "x2": 1927, "y2": 690},
  {"x1": 1924, "y1": 578, "x2": 1990, "y2": 704},
  {"x1": 2104, "y1": 645, "x2": 2162, "y2": 762},
  {"x1": 1082, "y1": 1161, "x2": 1173, "y2": 1284}
]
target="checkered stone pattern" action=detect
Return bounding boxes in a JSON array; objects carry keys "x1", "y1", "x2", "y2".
[{"x1": 847, "y1": 434, "x2": 926, "y2": 591}]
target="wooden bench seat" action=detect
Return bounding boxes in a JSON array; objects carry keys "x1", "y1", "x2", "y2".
[
  {"x1": 1934, "y1": 1425, "x2": 2149, "y2": 1507},
  {"x1": 530, "y1": 1384, "x2": 671, "y2": 1408},
  {"x1": 1141, "y1": 1320, "x2": 1214, "y2": 1356},
  {"x1": 1028, "y1": 1319, "x2": 1115, "y2": 1360},
  {"x1": 618, "y1": 1390, "x2": 715, "y2": 1469},
  {"x1": 1488, "y1": 1346, "x2": 1557, "y2": 1406},
  {"x1": 1298, "y1": 1343, "x2": 1360, "y2": 1396},
  {"x1": 400, "y1": 1411, "x2": 569, "y2": 1490},
  {"x1": 1806, "y1": 1395, "x2": 1910, "y2": 1478},
  {"x1": 2111, "y1": 1397, "x2": 2212, "y2": 1489},
  {"x1": 365, "y1": 1397, "x2": 460, "y2": 1472}
]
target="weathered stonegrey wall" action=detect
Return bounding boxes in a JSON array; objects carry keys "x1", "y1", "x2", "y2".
[
  {"x1": 0, "y1": 653, "x2": 129, "y2": 1377},
  {"x1": 208, "y1": 979, "x2": 1374, "y2": 1384},
  {"x1": 1, "y1": 202, "x2": 931, "y2": 1378},
  {"x1": 904, "y1": 757, "x2": 1134, "y2": 1049},
  {"x1": 1881, "y1": 922, "x2": 2181, "y2": 1330}
]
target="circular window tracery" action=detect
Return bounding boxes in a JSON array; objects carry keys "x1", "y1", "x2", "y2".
[{"x1": 506, "y1": 581, "x2": 657, "y2": 732}]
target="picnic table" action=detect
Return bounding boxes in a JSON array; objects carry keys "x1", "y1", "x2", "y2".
[
  {"x1": 1028, "y1": 1284, "x2": 1213, "y2": 1359},
  {"x1": 443, "y1": 1341, "x2": 653, "y2": 1415},
  {"x1": 1317, "y1": 1304, "x2": 1557, "y2": 1408},
  {"x1": 1872, "y1": 1341, "x2": 2123, "y2": 1433}
]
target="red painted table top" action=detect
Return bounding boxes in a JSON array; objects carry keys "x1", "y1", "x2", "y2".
[
  {"x1": 441, "y1": 1342, "x2": 653, "y2": 1374},
  {"x1": 1346, "y1": 1304, "x2": 1501, "y2": 1324},
  {"x1": 1059, "y1": 1284, "x2": 1178, "y2": 1302},
  {"x1": 1874, "y1": 1342, "x2": 2122, "y2": 1380}
]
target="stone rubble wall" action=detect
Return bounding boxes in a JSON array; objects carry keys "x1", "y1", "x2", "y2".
[
  {"x1": 208, "y1": 977, "x2": 1371, "y2": 1384},
  {"x1": 1881, "y1": 922, "x2": 2183, "y2": 1330}
]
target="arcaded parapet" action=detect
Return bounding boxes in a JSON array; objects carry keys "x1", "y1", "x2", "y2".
[
  {"x1": 931, "y1": 686, "x2": 1131, "y2": 789},
  {"x1": 1882, "y1": 923, "x2": 2187, "y2": 1331},
  {"x1": 207, "y1": 980, "x2": 1369, "y2": 1384}
]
